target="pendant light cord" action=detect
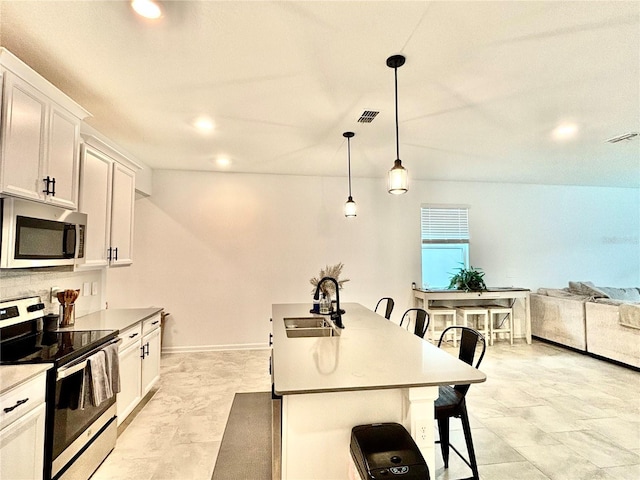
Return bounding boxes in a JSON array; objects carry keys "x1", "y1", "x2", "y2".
[
  {"x1": 394, "y1": 66, "x2": 400, "y2": 161},
  {"x1": 347, "y1": 136, "x2": 352, "y2": 196}
]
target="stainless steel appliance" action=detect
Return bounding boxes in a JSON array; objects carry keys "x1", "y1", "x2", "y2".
[
  {"x1": 0, "y1": 296, "x2": 119, "y2": 480},
  {"x1": 0, "y1": 198, "x2": 86, "y2": 269}
]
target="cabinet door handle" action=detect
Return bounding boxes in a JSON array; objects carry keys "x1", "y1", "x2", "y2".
[
  {"x1": 3, "y1": 398, "x2": 28, "y2": 413},
  {"x1": 107, "y1": 247, "x2": 112, "y2": 261},
  {"x1": 43, "y1": 176, "x2": 51, "y2": 195},
  {"x1": 129, "y1": 333, "x2": 139, "y2": 339},
  {"x1": 145, "y1": 342, "x2": 150, "y2": 356},
  {"x1": 114, "y1": 247, "x2": 118, "y2": 261},
  {"x1": 140, "y1": 345, "x2": 145, "y2": 359},
  {"x1": 269, "y1": 333, "x2": 273, "y2": 346},
  {"x1": 51, "y1": 177, "x2": 56, "y2": 196}
]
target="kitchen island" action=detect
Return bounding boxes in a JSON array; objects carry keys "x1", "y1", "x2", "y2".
[{"x1": 272, "y1": 302, "x2": 486, "y2": 479}]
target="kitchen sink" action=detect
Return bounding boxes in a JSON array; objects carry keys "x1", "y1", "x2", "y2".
[{"x1": 284, "y1": 317, "x2": 340, "y2": 338}]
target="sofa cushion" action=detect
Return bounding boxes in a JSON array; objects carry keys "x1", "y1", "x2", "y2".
[
  {"x1": 537, "y1": 288, "x2": 590, "y2": 300},
  {"x1": 568, "y1": 281, "x2": 609, "y2": 298},
  {"x1": 619, "y1": 303, "x2": 640, "y2": 330}
]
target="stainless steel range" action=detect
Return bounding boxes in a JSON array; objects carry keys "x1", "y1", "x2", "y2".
[{"x1": 0, "y1": 296, "x2": 120, "y2": 480}]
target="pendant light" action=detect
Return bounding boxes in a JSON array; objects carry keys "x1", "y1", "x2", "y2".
[
  {"x1": 343, "y1": 131, "x2": 357, "y2": 217},
  {"x1": 386, "y1": 54, "x2": 408, "y2": 194}
]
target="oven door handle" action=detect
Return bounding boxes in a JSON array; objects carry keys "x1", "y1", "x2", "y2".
[
  {"x1": 55, "y1": 337, "x2": 121, "y2": 381},
  {"x1": 57, "y1": 360, "x2": 88, "y2": 380}
]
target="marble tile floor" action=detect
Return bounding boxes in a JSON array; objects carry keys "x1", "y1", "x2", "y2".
[{"x1": 92, "y1": 341, "x2": 640, "y2": 480}]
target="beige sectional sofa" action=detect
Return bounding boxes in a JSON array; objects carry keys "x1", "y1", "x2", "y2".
[{"x1": 531, "y1": 282, "x2": 640, "y2": 368}]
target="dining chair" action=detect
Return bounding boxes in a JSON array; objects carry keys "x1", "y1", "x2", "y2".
[
  {"x1": 399, "y1": 308, "x2": 429, "y2": 339},
  {"x1": 435, "y1": 326, "x2": 486, "y2": 480},
  {"x1": 374, "y1": 297, "x2": 394, "y2": 320}
]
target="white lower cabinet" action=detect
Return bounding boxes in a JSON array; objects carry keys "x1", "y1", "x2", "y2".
[
  {"x1": 0, "y1": 372, "x2": 47, "y2": 480},
  {"x1": 116, "y1": 324, "x2": 143, "y2": 426},
  {"x1": 116, "y1": 313, "x2": 162, "y2": 425},
  {"x1": 141, "y1": 315, "x2": 162, "y2": 396}
]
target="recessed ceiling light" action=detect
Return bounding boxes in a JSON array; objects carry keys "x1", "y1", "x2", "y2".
[
  {"x1": 552, "y1": 123, "x2": 579, "y2": 140},
  {"x1": 216, "y1": 157, "x2": 231, "y2": 167},
  {"x1": 193, "y1": 116, "x2": 214, "y2": 133},
  {"x1": 131, "y1": 0, "x2": 162, "y2": 20}
]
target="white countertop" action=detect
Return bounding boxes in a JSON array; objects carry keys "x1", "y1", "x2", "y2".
[
  {"x1": 57, "y1": 307, "x2": 163, "y2": 333},
  {"x1": 1, "y1": 364, "x2": 52, "y2": 395},
  {"x1": 272, "y1": 303, "x2": 486, "y2": 395}
]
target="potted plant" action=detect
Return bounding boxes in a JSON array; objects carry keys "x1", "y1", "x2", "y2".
[{"x1": 448, "y1": 265, "x2": 486, "y2": 292}]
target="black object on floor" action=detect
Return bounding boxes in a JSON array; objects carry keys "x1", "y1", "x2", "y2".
[
  {"x1": 350, "y1": 422, "x2": 430, "y2": 480},
  {"x1": 211, "y1": 392, "x2": 272, "y2": 480}
]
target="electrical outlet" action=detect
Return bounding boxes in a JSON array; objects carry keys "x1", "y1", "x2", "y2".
[
  {"x1": 415, "y1": 419, "x2": 430, "y2": 443},
  {"x1": 91, "y1": 282, "x2": 98, "y2": 296},
  {"x1": 50, "y1": 287, "x2": 61, "y2": 303},
  {"x1": 83, "y1": 282, "x2": 90, "y2": 297}
]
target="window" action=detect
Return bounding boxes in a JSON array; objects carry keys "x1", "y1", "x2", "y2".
[{"x1": 421, "y1": 206, "x2": 469, "y2": 289}]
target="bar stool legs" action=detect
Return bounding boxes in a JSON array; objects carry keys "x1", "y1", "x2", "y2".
[
  {"x1": 488, "y1": 306, "x2": 513, "y2": 345},
  {"x1": 426, "y1": 307, "x2": 457, "y2": 346},
  {"x1": 456, "y1": 307, "x2": 489, "y2": 340}
]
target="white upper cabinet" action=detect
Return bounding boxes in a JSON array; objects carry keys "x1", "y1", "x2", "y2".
[
  {"x1": 46, "y1": 104, "x2": 81, "y2": 209},
  {"x1": 0, "y1": 72, "x2": 47, "y2": 202},
  {"x1": 79, "y1": 145, "x2": 113, "y2": 268},
  {"x1": 79, "y1": 135, "x2": 138, "y2": 268},
  {"x1": 110, "y1": 162, "x2": 135, "y2": 266},
  {"x1": 0, "y1": 49, "x2": 89, "y2": 209}
]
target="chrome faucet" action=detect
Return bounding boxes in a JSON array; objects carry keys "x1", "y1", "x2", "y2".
[{"x1": 313, "y1": 277, "x2": 345, "y2": 329}]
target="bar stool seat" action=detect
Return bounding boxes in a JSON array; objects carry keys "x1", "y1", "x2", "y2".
[
  {"x1": 487, "y1": 305, "x2": 513, "y2": 345},
  {"x1": 426, "y1": 307, "x2": 457, "y2": 346},
  {"x1": 456, "y1": 306, "x2": 489, "y2": 340}
]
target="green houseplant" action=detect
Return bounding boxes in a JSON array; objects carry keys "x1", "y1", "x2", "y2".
[{"x1": 448, "y1": 265, "x2": 486, "y2": 292}]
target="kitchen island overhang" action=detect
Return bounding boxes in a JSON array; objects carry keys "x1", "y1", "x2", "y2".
[{"x1": 271, "y1": 302, "x2": 486, "y2": 479}]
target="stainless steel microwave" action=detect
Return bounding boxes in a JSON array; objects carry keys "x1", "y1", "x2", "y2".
[{"x1": 0, "y1": 198, "x2": 86, "y2": 268}]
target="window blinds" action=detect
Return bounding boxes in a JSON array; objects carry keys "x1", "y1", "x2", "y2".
[{"x1": 421, "y1": 206, "x2": 469, "y2": 244}]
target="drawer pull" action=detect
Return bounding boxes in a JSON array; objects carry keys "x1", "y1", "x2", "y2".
[
  {"x1": 4, "y1": 398, "x2": 28, "y2": 413},
  {"x1": 151, "y1": 320, "x2": 159, "y2": 325},
  {"x1": 129, "y1": 333, "x2": 139, "y2": 338}
]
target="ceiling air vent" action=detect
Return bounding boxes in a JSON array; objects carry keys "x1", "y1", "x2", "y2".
[
  {"x1": 357, "y1": 110, "x2": 379, "y2": 123},
  {"x1": 606, "y1": 132, "x2": 638, "y2": 143}
]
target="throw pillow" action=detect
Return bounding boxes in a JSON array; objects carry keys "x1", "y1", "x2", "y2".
[
  {"x1": 597, "y1": 287, "x2": 640, "y2": 302},
  {"x1": 567, "y1": 281, "x2": 609, "y2": 298}
]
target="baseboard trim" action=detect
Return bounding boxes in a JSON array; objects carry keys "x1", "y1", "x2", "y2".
[{"x1": 162, "y1": 343, "x2": 270, "y2": 354}]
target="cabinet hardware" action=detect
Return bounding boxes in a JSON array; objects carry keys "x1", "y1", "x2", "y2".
[
  {"x1": 107, "y1": 247, "x2": 112, "y2": 261},
  {"x1": 140, "y1": 345, "x2": 145, "y2": 359},
  {"x1": 269, "y1": 333, "x2": 273, "y2": 346},
  {"x1": 50, "y1": 177, "x2": 56, "y2": 196},
  {"x1": 129, "y1": 333, "x2": 139, "y2": 338},
  {"x1": 144, "y1": 342, "x2": 150, "y2": 356},
  {"x1": 151, "y1": 320, "x2": 159, "y2": 325},
  {"x1": 3, "y1": 398, "x2": 29, "y2": 413},
  {"x1": 114, "y1": 247, "x2": 118, "y2": 261},
  {"x1": 43, "y1": 176, "x2": 52, "y2": 195}
]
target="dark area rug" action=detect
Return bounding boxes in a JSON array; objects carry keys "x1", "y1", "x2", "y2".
[{"x1": 211, "y1": 392, "x2": 273, "y2": 480}]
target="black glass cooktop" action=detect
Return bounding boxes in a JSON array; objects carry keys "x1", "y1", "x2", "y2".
[{"x1": 0, "y1": 329, "x2": 118, "y2": 366}]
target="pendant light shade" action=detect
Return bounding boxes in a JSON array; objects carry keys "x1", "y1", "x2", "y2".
[
  {"x1": 343, "y1": 131, "x2": 357, "y2": 217},
  {"x1": 386, "y1": 54, "x2": 408, "y2": 195},
  {"x1": 344, "y1": 196, "x2": 357, "y2": 217},
  {"x1": 388, "y1": 159, "x2": 408, "y2": 194}
]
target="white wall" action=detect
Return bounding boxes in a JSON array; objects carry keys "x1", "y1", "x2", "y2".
[{"x1": 105, "y1": 170, "x2": 639, "y2": 350}]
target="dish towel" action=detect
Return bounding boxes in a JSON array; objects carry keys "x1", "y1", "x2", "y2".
[
  {"x1": 103, "y1": 342, "x2": 121, "y2": 395},
  {"x1": 81, "y1": 350, "x2": 113, "y2": 408}
]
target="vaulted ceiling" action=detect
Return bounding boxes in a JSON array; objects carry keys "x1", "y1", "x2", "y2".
[{"x1": 1, "y1": 1, "x2": 638, "y2": 187}]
